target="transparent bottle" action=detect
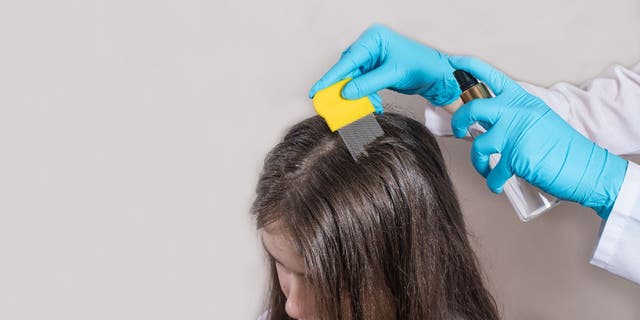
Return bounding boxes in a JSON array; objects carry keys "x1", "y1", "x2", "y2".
[{"x1": 444, "y1": 70, "x2": 560, "y2": 222}]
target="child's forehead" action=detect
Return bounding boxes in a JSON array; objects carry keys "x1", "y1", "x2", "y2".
[
  {"x1": 261, "y1": 222, "x2": 306, "y2": 274},
  {"x1": 262, "y1": 221, "x2": 296, "y2": 253},
  {"x1": 262, "y1": 219, "x2": 285, "y2": 234}
]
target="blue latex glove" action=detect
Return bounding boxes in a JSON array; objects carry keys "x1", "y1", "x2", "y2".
[
  {"x1": 449, "y1": 56, "x2": 628, "y2": 219},
  {"x1": 308, "y1": 24, "x2": 461, "y2": 112}
]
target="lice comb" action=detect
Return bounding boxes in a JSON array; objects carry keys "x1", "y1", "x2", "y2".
[{"x1": 312, "y1": 78, "x2": 384, "y2": 159}]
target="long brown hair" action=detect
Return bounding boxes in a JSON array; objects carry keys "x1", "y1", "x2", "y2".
[{"x1": 251, "y1": 113, "x2": 499, "y2": 319}]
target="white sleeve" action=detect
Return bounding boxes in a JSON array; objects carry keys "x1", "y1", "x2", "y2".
[
  {"x1": 590, "y1": 161, "x2": 640, "y2": 284},
  {"x1": 518, "y1": 62, "x2": 640, "y2": 156},
  {"x1": 424, "y1": 62, "x2": 640, "y2": 156}
]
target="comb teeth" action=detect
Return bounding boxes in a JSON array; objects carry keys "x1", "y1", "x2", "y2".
[{"x1": 337, "y1": 113, "x2": 384, "y2": 159}]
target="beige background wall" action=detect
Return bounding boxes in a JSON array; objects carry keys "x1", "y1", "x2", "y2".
[{"x1": 0, "y1": 0, "x2": 639, "y2": 319}]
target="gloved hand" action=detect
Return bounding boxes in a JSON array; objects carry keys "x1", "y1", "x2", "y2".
[
  {"x1": 308, "y1": 24, "x2": 461, "y2": 112},
  {"x1": 449, "y1": 56, "x2": 628, "y2": 219}
]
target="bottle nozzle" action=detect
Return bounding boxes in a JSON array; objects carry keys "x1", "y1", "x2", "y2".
[{"x1": 453, "y1": 70, "x2": 479, "y2": 92}]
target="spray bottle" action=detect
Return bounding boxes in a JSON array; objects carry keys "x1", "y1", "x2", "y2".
[{"x1": 444, "y1": 70, "x2": 559, "y2": 222}]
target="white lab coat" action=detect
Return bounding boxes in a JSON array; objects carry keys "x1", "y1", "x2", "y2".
[{"x1": 425, "y1": 61, "x2": 640, "y2": 285}]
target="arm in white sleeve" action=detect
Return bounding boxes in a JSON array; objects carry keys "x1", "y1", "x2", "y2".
[
  {"x1": 423, "y1": 62, "x2": 640, "y2": 285},
  {"x1": 425, "y1": 62, "x2": 640, "y2": 156},
  {"x1": 590, "y1": 160, "x2": 640, "y2": 284},
  {"x1": 518, "y1": 65, "x2": 640, "y2": 285},
  {"x1": 510, "y1": 64, "x2": 640, "y2": 285}
]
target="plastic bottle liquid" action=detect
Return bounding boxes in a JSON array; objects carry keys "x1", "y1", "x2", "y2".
[{"x1": 444, "y1": 70, "x2": 560, "y2": 222}]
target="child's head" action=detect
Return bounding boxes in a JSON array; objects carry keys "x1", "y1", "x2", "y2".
[{"x1": 252, "y1": 113, "x2": 498, "y2": 320}]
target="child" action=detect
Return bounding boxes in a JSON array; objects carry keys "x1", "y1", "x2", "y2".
[{"x1": 251, "y1": 113, "x2": 499, "y2": 320}]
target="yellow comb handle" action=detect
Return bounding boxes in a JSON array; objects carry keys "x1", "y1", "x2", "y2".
[{"x1": 312, "y1": 78, "x2": 376, "y2": 132}]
